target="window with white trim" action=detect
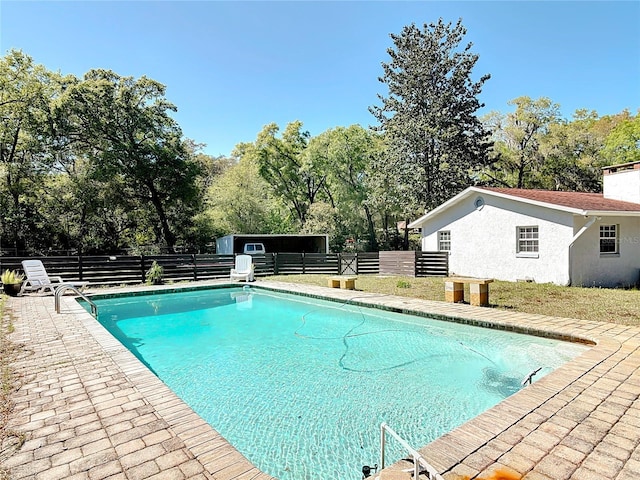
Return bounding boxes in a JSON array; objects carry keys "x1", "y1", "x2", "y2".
[
  {"x1": 516, "y1": 226, "x2": 538, "y2": 253},
  {"x1": 438, "y1": 230, "x2": 451, "y2": 251},
  {"x1": 599, "y1": 224, "x2": 619, "y2": 254}
]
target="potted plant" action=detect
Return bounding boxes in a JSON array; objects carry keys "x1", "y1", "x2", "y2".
[
  {"x1": 146, "y1": 261, "x2": 164, "y2": 285},
  {"x1": 1, "y1": 269, "x2": 24, "y2": 297}
]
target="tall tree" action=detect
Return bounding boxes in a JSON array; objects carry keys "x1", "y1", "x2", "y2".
[
  {"x1": 538, "y1": 109, "x2": 608, "y2": 192},
  {"x1": 482, "y1": 102, "x2": 635, "y2": 192},
  {"x1": 306, "y1": 125, "x2": 381, "y2": 250},
  {"x1": 250, "y1": 121, "x2": 327, "y2": 226},
  {"x1": 62, "y1": 69, "x2": 201, "y2": 252},
  {"x1": 366, "y1": 141, "x2": 406, "y2": 250},
  {"x1": 203, "y1": 150, "x2": 293, "y2": 236},
  {"x1": 370, "y1": 19, "x2": 493, "y2": 224},
  {"x1": 601, "y1": 111, "x2": 640, "y2": 165},
  {"x1": 482, "y1": 96, "x2": 560, "y2": 188},
  {"x1": 0, "y1": 50, "x2": 66, "y2": 254}
]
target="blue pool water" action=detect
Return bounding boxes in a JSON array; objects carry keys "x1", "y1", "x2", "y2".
[{"x1": 89, "y1": 286, "x2": 588, "y2": 480}]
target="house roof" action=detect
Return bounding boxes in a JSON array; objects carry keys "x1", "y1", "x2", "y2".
[
  {"x1": 482, "y1": 187, "x2": 640, "y2": 212},
  {"x1": 408, "y1": 186, "x2": 640, "y2": 228}
]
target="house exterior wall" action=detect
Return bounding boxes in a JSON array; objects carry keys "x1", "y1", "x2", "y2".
[
  {"x1": 570, "y1": 216, "x2": 640, "y2": 287},
  {"x1": 420, "y1": 194, "x2": 576, "y2": 284}
]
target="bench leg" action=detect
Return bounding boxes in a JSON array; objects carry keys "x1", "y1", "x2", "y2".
[
  {"x1": 470, "y1": 283, "x2": 489, "y2": 306},
  {"x1": 445, "y1": 281, "x2": 464, "y2": 303}
]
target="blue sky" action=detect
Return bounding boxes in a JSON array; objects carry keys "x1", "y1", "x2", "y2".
[{"x1": 1, "y1": 1, "x2": 639, "y2": 157}]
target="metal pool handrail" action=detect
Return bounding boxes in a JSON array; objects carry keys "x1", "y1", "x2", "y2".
[
  {"x1": 380, "y1": 422, "x2": 445, "y2": 480},
  {"x1": 55, "y1": 284, "x2": 97, "y2": 318}
]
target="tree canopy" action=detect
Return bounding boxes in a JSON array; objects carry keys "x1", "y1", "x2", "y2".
[
  {"x1": 62, "y1": 69, "x2": 202, "y2": 252},
  {"x1": 1, "y1": 41, "x2": 638, "y2": 255},
  {"x1": 1, "y1": 51, "x2": 205, "y2": 254},
  {"x1": 480, "y1": 100, "x2": 631, "y2": 192},
  {"x1": 370, "y1": 19, "x2": 493, "y2": 219}
]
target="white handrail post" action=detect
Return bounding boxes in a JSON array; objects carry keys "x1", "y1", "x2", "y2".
[
  {"x1": 54, "y1": 286, "x2": 61, "y2": 313},
  {"x1": 378, "y1": 422, "x2": 445, "y2": 480},
  {"x1": 380, "y1": 422, "x2": 387, "y2": 470}
]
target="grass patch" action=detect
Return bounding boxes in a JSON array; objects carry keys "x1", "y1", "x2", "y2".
[{"x1": 267, "y1": 274, "x2": 640, "y2": 326}]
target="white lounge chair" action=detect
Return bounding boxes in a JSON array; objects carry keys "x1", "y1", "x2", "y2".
[
  {"x1": 20, "y1": 259, "x2": 89, "y2": 295},
  {"x1": 230, "y1": 254, "x2": 254, "y2": 282}
]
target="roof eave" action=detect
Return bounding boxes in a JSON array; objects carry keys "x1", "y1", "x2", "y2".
[
  {"x1": 408, "y1": 187, "x2": 585, "y2": 227},
  {"x1": 476, "y1": 188, "x2": 589, "y2": 214},
  {"x1": 407, "y1": 188, "x2": 640, "y2": 228},
  {"x1": 407, "y1": 186, "x2": 480, "y2": 228},
  {"x1": 484, "y1": 190, "x2": 640, "y2": 216},
  {"x1": 581, "y1": 210, "x2": 640, "y2": 217}
]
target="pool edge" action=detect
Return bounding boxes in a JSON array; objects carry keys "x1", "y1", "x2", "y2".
[{"x1": 41, "y1": 280, "x2": 640, "y2": 479}]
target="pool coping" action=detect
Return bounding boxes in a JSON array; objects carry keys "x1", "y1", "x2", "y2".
[{"x1": 3, "y1": 279, "x2": 640, "y2": 480}]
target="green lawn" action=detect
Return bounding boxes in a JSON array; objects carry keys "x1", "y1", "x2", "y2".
[{"x1": 267, "y1": 274, "x2": 640, "y2": 327}]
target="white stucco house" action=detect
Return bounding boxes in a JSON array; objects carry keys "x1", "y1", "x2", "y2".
[{"x1": 408, "y1": 161, "x2": 640, "y2": 287}]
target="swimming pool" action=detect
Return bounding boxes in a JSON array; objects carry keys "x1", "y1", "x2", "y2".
[{"x1": 89, "y1": 286, "x2": 589, "y2": 480}]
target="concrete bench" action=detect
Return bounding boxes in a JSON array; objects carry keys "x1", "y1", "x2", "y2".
[
  {"x1": 328, "y1": 276, "x2": 357, "y2": 290},
  {"x1": 444, "y1": 277, "x2": 494, "y2": 306}
]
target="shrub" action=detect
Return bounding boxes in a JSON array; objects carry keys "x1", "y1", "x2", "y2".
[
  {"x1": 145, "y1": 261, "x2": 164, "y2": 285},
  {"x1": 1, "y1": 270, "x2": 24, "y2": 285}
]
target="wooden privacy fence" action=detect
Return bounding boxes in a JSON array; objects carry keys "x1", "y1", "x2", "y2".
[
  {"x1": 0, "y1": 251, "x2": 447, "y2": 286},
  {"x1": 379, "y1": 251, "x2": 449, "y2": 277}
]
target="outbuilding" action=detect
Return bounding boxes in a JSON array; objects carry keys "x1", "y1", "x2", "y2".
[
  {"x1": 408, "y1": 161, "x2": 640, "y2": 287},
  {"x1": 215, "y1": 234, "x2": 330, "y2": 255}
]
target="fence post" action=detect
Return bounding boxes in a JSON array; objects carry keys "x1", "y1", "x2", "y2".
[
  {"x1": 337, "y1": 253, "x2": 342, "y2": 274},
  {"x1": 78, "y1": 255, "x2": 84, "y2": 281},
  {"x1": 355, "y1": 253, "x2": 359, "y2": 275},
  {"x1": 141, "y1": 255, "x2": 146, "y2": 283},
  {"x1": 302, "y1": 252, "x2": 305, "y2": 274},
  {"x1": 192, "y1": 254, "x2": 198, "y2": 281},
  {"x1": 273, "y1": 253, "x2": 279, "y2": 275}
]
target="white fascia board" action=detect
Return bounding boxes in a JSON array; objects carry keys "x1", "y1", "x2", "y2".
[{"x1": 581, "y1": 210, "x2": 640, "y2": 217}]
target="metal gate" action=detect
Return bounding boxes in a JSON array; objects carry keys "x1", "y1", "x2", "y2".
[{"x1": 339, "y1": 254, "x2": 357, "y2": 275}]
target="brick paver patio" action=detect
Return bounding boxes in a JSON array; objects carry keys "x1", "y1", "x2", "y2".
[{"x1": 1, "y1": 280, "x2": 639, "y2": 479}]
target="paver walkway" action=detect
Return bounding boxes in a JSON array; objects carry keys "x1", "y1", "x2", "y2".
[{"x1": 1, "y1": 280, "x2": 639, "y2": 480}]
